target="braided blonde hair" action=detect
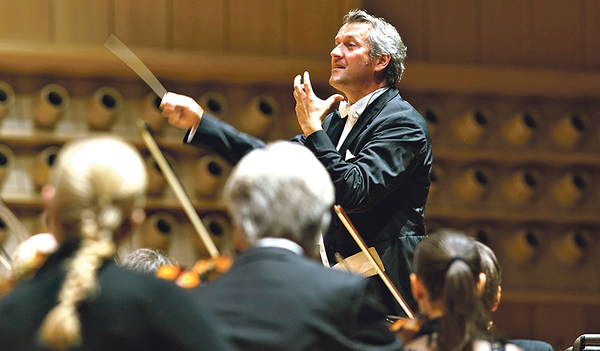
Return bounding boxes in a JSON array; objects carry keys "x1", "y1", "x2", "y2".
[{"x1": 38, "y1": 136, "x2": 147, "y2": 350}]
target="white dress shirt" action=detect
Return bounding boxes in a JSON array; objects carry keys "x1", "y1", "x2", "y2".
[{"x1": 335, "y1": 87, "x2": 389, "y2": 151}]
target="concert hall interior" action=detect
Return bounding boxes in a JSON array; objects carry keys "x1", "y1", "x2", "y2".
[{"x1": 0, "y1": 1, "x2": 599, "y2": 350}]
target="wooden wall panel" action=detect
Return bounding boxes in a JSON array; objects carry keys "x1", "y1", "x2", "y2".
[
  {"x1": 480, "y1": 1, "x2": 528, "y2": 67},
  {"x1": 531, "y1": 0, "x2": 583, "y2": 70},
  {"x1": 493, "y1": 302, "x2": 587, "y2": 351},
  {"x1": 54, "y1": 0, "x2": 111, "y2": 44},
  {"x1": 584, "y1": 0, "x2": 600, "y2": 70},
  {"x1": 338, "y1": 0, "x2": 362, "y2": 13},
  {"x1": 172, "y1": 0, "x2": 225, "y2": 51},
  {"x1": 0, "y1": 1, "x2": 50, "y2": 42},
  {"x1": 228, "y1": 0, "x2": 283, "y2": 55},
  {"x1": 364, "y1": 0, "x2": 427, "y2": 62},
  {"x1": 534, "y1": 304, "x2": 586, "y2": 350},
  {"x1": 114, "y1": 0, "x2": 168, "y2": 48},
  {"x1": 584, "y1": 305, "x2": 600, "y2": 334},
  {"x1": 427, "y1": 0, "x2": 478, "y2": 64},
  {"x1": 493, "y1": 302, "x2": 536, "y2": 340},
  {"x1": 285, "y1": 0, "x2": 340, "y2": 57}
]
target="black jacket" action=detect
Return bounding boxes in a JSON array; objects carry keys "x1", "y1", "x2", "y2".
[
  {"x1": 191, "y1": 245, "x2": 403, "y2": 351},
  {"x1": 0, "y1": 241, "x2": 230, "y2": 351}
]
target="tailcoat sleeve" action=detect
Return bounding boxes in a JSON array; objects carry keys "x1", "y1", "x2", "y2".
[{"x1": 185, "y1": 113, "x2": 266, "y2": 164}]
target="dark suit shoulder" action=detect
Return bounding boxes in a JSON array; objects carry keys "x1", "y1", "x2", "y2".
[
  {"x1": 378, "y1": 94, "x2": 429, "y2": 130},
  {"x1": 240, "y1": 247, "x2": 367, "y2": 287},
  {"x1": 193, "y1": 248, "x2": 400, "y2": 351},
  {"x1": 203, "y1": 247, "x2": 370, "y2": 307}
]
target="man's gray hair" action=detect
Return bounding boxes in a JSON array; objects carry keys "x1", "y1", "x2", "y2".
[
  {"x1": 118, "y1": 248, "x2": 174, "y2": 274},
  {"x1": 224, "y1": 141, "x2": 335, "y2": 255},
  {"x1": 344, "y1": 9, "x2": 407, "y2": 84}
]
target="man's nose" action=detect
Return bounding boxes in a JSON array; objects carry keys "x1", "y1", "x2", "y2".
[{"x1": 330, "y1": 44, "x2": 343, "y2": 57}]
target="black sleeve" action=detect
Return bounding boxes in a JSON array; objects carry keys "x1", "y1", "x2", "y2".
[{"x1": 185, "y1": 113, "x2": 266, "y2": 165}]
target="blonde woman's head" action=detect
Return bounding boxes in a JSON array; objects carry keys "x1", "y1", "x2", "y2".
[
  {"x1": 47, "y1": 136, "x2": 147, "y2": 243},
  {"x1": 39, "y1": 136, "x2": 147, "y2": 350}
]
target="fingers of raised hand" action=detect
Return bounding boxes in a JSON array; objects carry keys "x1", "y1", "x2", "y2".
[
  {"x1": 302, "y1": 71, "x2": 313, "y2": 94},
  {"x1": 293, "y1": 74, "x2": 304, "y2": 95}
]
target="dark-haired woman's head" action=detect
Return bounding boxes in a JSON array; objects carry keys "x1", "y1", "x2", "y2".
[{"x1": 411, "y1": 228, "x2": 487, "y2": 351}]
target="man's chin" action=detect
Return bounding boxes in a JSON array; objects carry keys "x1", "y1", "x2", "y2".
[{"x1": 329, "y1": 77, "x2": 344, "y2": 90}]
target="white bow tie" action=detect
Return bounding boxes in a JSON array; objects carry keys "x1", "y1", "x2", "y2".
[{"x1": 338, "y1": 100, "x2": 357, "y2": 120}]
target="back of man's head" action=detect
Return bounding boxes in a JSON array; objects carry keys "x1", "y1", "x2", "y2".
[{"x1": 224, "y1": 141, "x2": 335, "y2": 255}]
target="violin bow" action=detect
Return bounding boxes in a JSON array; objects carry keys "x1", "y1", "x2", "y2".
[
  {"x1": 137, "y1": 120, "x2": 220, "y2": 258},
  {"x1": 104, "y1": 34, "x2": 220, "y2": 259},
  {"x1": 334, "y1": 204, "x2": 415, "y2": 319}
]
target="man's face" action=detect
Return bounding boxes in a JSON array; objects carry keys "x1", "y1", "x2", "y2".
[{"x1": 329, "y1": 22, "x2": 375, "y2": 95}]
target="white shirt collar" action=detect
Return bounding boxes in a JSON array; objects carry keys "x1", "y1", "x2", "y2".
[
  {"x1": 254, "y1": 237, "x2": 304, "y2": 256},
  {"x1": 338, "y1": 87, "x2": 389, "y2": 120}
]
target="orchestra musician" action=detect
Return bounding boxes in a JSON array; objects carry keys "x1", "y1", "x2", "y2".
[
  {"x1": 403, "y1": 228, "x2": 522, "y2": 351},
  {"x1": 190, "y1": 141, "x2": 403, "y2": 351},
  {"x1": 0, "y1": 136, "x2": 230, "y2": 351},
  {"x1": 161, "y1": 8, "x2": 432, "y2": 317}
]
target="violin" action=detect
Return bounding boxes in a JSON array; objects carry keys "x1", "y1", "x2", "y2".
[
  {"x1": 389, "y1": 316, "x2": 424, "y2": 343},
  {"x1": 0, "y1": 251, "x2": 48, "y2": 295},
  {"x1": 156, "y1": 255, "x2": 233, "y2": 289},
  {"x1": 0, "y1": 234, "x2": 55, "y2": 297}
]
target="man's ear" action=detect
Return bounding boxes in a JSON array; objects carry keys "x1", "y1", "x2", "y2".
[
  {"x1": 232, "y1": 227, "x2": 249, "y2": 255},
  {"x1": 374, "y1": 53, "x2": 391, "y2": 72}
]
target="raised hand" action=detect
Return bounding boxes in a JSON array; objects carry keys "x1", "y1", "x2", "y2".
[{"x1": 293, "y1": 71, "x2": 344, "y2": 137}]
